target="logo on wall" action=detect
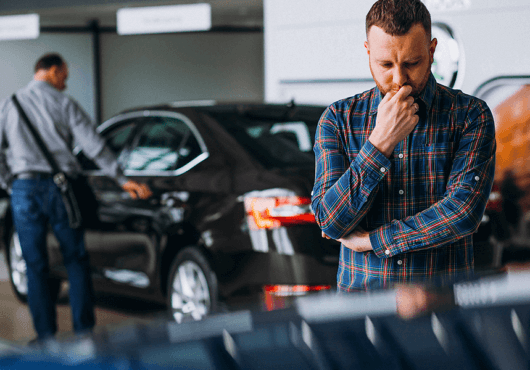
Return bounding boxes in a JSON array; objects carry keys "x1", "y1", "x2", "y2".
[{"x1": 431, "y1": 23, "x2": 464, "y2": 89}]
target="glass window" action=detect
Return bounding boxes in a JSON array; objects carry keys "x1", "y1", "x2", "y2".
[
  {"x1": 105, "y1": 121, "x2": 137, "y2": 154},
  {"x1": 204, "y1": 109, "x2": 324, "y2": 169},
  {"x1": 123, "y1": 116, "x2": 202, "y2": 172}
]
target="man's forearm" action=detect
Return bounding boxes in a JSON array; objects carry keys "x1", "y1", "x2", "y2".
[{"x1": 312, "y1": 140, "x2": 391, "y2": 239}]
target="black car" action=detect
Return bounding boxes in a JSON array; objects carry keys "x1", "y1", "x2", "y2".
[{"x1": 1, "y1": 101, "x2": 340, "y2": 322}]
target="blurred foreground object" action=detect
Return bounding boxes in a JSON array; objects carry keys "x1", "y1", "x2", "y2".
[{"x1": 1, "y1": 271, "x2": 530, "y2": 369}]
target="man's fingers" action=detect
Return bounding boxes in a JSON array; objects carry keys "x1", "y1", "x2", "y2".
[
  {"x1": 381, "y1": 89, "x2": 396, "y2": 103},
  {"x1": 393, "y1": 85, "x2": 413, "y2": 101},
  {"x1": 134, "y1": 184, "x2": 152, "y2": 199},
  {"x1": 122, "y1": 181, "x2": 152, "y2": 200},
  {"x1": 139, "y1": 184, "x2": 153, "y2": 199}
]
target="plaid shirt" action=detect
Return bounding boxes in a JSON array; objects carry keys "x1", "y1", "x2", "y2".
[{"x1": 312, "y1": 73, "x2": 496, "y2": 291}]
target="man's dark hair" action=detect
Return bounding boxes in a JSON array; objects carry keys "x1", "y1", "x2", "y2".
[
  {"x1": 34, "y1": 53, "x2": 65, "y2": 73},
  {"x1": 366, "y1": 0, "x2": 431, "y2": 40}
]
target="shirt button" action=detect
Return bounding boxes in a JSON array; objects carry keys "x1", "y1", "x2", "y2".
[
  {"x1": 474, "y1": 176, "x2": 480, "y2": 181},
  {"x1": 385, "y1": 249, "x2": 390, "y2": 255},
  {"x1": 398, "y1": 190, "x2": 404, "y2": 195},
  {"x1": 380, "y1": 167, "x2": 386, "y2": 173},
  {"x1": 397, "y1": 260, "x2": 403, "y2": 265},
  {"x1": 398, "y1": 153, "x2": 404, "y2": 159}
]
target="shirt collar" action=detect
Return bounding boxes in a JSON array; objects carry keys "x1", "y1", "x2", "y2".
[
  {"x1": 417, "y1": 72, "x2": 436, "y2": 113},
  {"x1": 29, "y1": 79, "x2": 58, "y2": 92},
  {"x1": 369, "y1": 72, "x2": 437, "y2": 116}
]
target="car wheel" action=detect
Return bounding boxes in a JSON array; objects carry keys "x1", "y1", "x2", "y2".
[
  {"x1": 6, "y1": 230, "x2": 61, "y2": 303},
  {"x1": 167, "y1": 247, "x2": 218, "y2": 323}
]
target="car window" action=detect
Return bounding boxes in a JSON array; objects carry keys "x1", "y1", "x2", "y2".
[
  {"x1": 206, "y1": 111, "x2": 321, "y2": 169},
  {"x1": 74, "y1": 120, "x2": 137, "y2": 171},
  {"x1": 105, "y1": 121, "x2": 137, "y2": 154},
  {"x1": 123, "y1": 116, "x2": 202, "y2": 172}
]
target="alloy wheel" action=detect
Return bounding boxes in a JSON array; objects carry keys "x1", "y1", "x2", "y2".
[
  {"x1": 170, "y1": 260, "x2": 211, "y2": 323},
  {"x1": 9, "y1": 232, "x2": 28, "y2": 297}
]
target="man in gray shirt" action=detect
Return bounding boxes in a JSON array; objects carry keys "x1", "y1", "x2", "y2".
[{"x1": 0, "y1": 53, "x2": 152, "y2": 343}]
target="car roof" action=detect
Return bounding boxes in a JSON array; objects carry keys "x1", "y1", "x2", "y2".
[{"x1": 117, "y1": 100, "x2": 327, "y2": 117}]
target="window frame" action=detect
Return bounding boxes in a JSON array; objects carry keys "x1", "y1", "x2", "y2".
[{"x1": 84, "y1": 110, "x2": 209, "y2": 177}]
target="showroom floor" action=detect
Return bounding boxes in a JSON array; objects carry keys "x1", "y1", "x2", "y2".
[{"x1": 0, "y1": 251, "x2": 164, "y2": 346}]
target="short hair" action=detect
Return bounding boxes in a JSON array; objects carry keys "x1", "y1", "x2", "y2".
[
  {"x1": 366, "y1": 0, "x2": 431, "y2": 40},
  {"x1": 34, "y1": 53, "x2": 65, "y2": 73}
]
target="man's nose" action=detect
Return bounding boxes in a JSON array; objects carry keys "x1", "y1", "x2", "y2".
[{"x1": 393, "y1": 67, "x2": 407, "y2": 87}]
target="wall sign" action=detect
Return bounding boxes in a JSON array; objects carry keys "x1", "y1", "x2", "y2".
[
  {"x1": 0, "y1": 14, "x2": 39, "y2": 41},
  {"x1": 117, "y1": 3, "x2": 211, "y2": 35},
  {"x1": 424, "y1": 0, "x2": 471, "y2": 12}
]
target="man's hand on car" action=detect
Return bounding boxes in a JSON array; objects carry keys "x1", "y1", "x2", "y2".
[{"x1": 121, "y1": 180, "x2": 153, "y2": 199}]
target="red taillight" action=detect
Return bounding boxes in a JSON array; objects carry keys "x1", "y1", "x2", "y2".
[
  {"x1": 263, "y1": 284, "x2": 331, "y2": 296},
  {"x1": 262, "y1": 285, "x2": 332, "y2": 311},
  {"x1": 245, "y1": 196, "x2": 315, "y2": 230},
  {"x1": 486, "y1": 189, "x2": 502, "y2": 213}
]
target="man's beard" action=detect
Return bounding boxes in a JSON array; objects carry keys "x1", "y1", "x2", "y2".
[{"x1": 372, "y1": 66, "x2": 431, "y2": 98}]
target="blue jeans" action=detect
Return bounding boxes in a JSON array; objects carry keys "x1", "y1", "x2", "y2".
[{"x1": 10, "y1": 176, "x2": 95, "y2": 339}]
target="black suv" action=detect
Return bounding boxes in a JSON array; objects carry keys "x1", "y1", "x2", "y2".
[{"x1": 1, "y1": 102, "x2": 340, "y2": 322}]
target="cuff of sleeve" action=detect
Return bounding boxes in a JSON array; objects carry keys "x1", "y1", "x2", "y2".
[
  {"x1": 355, "y1": 140, "x2": 392, "y2": 182},
  {"x1": 370, "y1": 222, "x2": 398, "y2": 258}
]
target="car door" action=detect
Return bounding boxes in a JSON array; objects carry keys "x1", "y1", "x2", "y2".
[
  {"x1": 45, "y1": 118, "x2": 138, "y2": 275},
  {"x1": 93, "y1": 111, "x2": 208, "y2": 291}
]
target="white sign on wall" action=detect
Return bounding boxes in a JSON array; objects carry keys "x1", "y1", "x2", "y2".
[
  {"x1": 423, "y1": 0, "x2": 471, "y2": 12},
  {"x1": 0, "y1": 14, "x2": 39, "y2": 41},
  {"x1": 117, "y1": 3, "x2": 212, "y2": 35}
]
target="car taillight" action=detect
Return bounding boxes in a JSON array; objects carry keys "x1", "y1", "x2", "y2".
[
  {"x1": 245, "y1": 195, "x2": 315, "y2": 230},
  {"x1": 486, "y1": 189, "x2": 502, "y2": 213},
  {"x1": 263, "y1": 285, "x2": 331, "y2": 296},
  {"x1": 262, "y1": 285, "x2": 332, "y2": 311}
]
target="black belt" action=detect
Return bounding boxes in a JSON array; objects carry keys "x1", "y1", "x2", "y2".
[{"x1": 15, "y1": 172, "x2": 53, "y2": 180}]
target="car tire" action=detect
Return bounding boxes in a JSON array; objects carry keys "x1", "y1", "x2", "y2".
[
  {"x1": 167, "y1": 246, "x2": 218, "y2": 323},
  {"x1": 6, "y1": 230, "x2": 62, "y2": 304}
]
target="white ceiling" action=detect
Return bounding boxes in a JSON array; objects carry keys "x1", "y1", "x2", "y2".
[{"x1": 0, "y1": 0, "x2": 263, "y2": 28}]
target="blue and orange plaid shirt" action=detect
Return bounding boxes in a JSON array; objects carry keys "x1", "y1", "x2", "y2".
[{"x1": 311, "y1": 73, "x2": 496, "y2": 291}]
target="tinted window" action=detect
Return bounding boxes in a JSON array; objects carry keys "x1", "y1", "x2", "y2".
[
  {"x1": 206, "y1": 110, "x2": 321, "y2": 169},
  {"x1": 123, "y1": 116, "x2": 202, "y2": 172},
  {"x1": 106, "y1": 121, "x2": 136, "y2": 154}
]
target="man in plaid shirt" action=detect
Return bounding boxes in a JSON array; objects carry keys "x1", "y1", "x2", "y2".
[{"x1": 311, "y1": 0, "x2": 496, "y2": 291}]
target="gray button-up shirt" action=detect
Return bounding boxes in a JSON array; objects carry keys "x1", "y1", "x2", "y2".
[{"x1": 0, "y1": 80, "x2": 126, "y2": 190}]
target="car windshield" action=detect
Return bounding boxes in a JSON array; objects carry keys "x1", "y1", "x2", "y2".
[{"x1": 205, "y1": 109, "x2": 321, "y2": 169}]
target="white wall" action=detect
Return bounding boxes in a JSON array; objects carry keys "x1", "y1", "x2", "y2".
[
  {"x1": 99, "y1": 31, "x2": 264, "y2": 121},
  {"x1": 264, "y1": 0, "x2": 530, "y2": 105},
  {"x1": 0, "y1": 33, "x2": 95, "y2": 120}
]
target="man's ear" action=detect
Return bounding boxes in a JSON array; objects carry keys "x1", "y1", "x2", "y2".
[
  {"x1": 429, "y1": 38, "x2": 438, "y2": 63},
  {"x1": 364, "y1": 40, "x2": 370, "y2": 55}
]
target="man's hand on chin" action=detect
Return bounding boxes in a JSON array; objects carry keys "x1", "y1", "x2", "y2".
[{"x1": 321, "y1": 227, "x2": 373, "y2": 252}]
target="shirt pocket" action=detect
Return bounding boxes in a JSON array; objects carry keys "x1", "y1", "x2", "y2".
[{"x1": 422, "y1": 142, "x2": 455, "y2": 202}]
